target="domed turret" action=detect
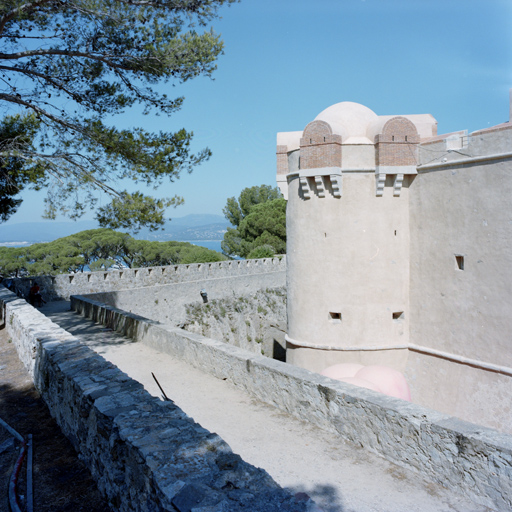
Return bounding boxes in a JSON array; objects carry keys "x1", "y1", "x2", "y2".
[{"x1": 278, "y1": 102, "x2": 433, "y2": 373}]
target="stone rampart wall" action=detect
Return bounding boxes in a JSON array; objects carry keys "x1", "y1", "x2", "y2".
[
  {"x1": 0, "y1": 287, "x2": 310, "y2": 512},
  {"x1": 70, "y1": 294, "x2": 512, "y2": 512},
  {"x1": 8, "y1": 257, "x2": 286, "y2": 302},
  {"x1": 85, "y1": 270, "x2": 285, "y2": 327}
]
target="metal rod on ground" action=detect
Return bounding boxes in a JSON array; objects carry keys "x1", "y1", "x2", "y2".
[
  {"x1": 1, "y1": 416, "x2": 28, "y2": 512},
  {"x1": 27, "y1": 434, "x2": 33, "y2": 512},
  {"x1": 9, "y1": 440, "x2": 27, "y2": 512},
  {"x1": 0, "y1": 417, "x2": 24, "y2": 443},
  {"x1": 151, "y1": 372, "x2": 171, "y2": 402}
]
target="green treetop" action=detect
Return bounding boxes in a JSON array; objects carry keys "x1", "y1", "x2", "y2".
[
  {"x1": 0, "y1": 0, "x2": 237, "y2": 230},
  {"x1": 221, "y1": 184, "x2": 286, "y2": 258}
]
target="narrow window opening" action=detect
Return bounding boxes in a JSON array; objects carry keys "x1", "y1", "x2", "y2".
[
  {"x1": 87, "y1": 274, "x2": 92, "y2": 282},
  {"x1": 161, "y1": 268, "x2": 165, "y2": 274},
  {"x1": 103, "y1": 273, "x2": 108, "y2": 280},
  {"x1": 148, "y1": 268, "x2": 153, "y2": 275},
  {"x1": 394, "y1": 230, "x2": 397, "y2": 236},
  {"x1": 69, "y1": 276, "x2": 74, "y2": 284},
  {"x1": 405, "y1": 135, "x2": 408, "y2": 141},
  {"x1": 323, "y1": 136, "x2": 326, "y2": 142},
  {"x1": 392, "y1": 135, "x2": 395, "y2": 141},
  {"x1": 392, "y1": 311, "x2": 404, "y2": 321},
  {"x1": 329, "y1": 312, "x2": 342, "y2": 323},
  {"x1": 455, "y1": 255, "x2": 464, "y2": 270},
  {"x1": 310, "y1": 138, "x2": 312, "y2": 144},
  {"x1": 119, "y1": 272, "x2": 123, "y2": 279},
  {"x1": 134, "y1": 269, "x2": 138, "y2": 277}
]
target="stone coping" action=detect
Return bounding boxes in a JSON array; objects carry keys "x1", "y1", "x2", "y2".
[
  {"x1": 0, "y1": 287, "x2": 311, "y2": 512},
  {"x1": 6, "y1": 256, "x2": 286, "y2": 301},
  {"x1": 69, "y1": 294, "x2": 512, "y2": 512}
]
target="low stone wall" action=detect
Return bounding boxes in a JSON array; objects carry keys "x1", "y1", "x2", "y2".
[
  {"x1": 0, "y1": 287, "x2": 311, "y2": 512},
  {"x1": 7, "y1": 257, "x2": 286, "y2": 302},
  {"x1": 71, "y1": 294, "x2": 512, "y2": 512}
]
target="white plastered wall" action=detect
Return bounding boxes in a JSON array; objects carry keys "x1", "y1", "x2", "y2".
[
  {"x1": 286, "y1": 171, "x2": 411, "y2": 373},
  {"x1": 407, "y1": 153, "x2": 512, "y2": 429}
]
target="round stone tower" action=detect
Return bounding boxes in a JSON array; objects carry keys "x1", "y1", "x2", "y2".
[{"x1": 276, "y1": 102, "x2": 437, "y2": 373}]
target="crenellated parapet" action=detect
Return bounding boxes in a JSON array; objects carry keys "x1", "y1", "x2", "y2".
[{"x1": 277, "y1": 102, "x2": 435, "y2": 200}]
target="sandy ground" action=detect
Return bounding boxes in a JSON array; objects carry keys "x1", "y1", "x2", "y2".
[{"x1": 40, "y1": 301, "x2": 492, "y2": 512}]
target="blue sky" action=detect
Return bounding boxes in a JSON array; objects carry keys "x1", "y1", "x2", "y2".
[{"x1": 3, "y1": 0, "x2": 512, "y2": 225}]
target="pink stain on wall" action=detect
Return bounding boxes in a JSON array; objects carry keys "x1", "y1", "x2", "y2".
[
  {"x1": 320, "y1": 363, "x2": 363, "y2": 379},
  {"x1": 321, "y1": 363, "x2": 411, "y2": 402}
]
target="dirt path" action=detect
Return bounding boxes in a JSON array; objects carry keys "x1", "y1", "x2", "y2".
[{"x1": 0, "y1": 326, "x2": 111, "y2": 512}]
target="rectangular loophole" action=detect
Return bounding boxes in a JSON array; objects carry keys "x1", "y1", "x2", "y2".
[
  {"x1": 329, "y1": 312, "x2": 342, "y2": 323},
  {"x1": 455, "y1": 255, "x2": 464, "y2": 270},
  {"x1": 393, "y1": 311, "x2": 404, "y2": 321}
]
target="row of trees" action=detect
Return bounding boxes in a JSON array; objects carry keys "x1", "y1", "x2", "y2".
[
  {"x1": 221, "y1": 185, "x2": 286, "y2": 259},
  {"x1": 0, "y1": 184, "x2": 286, "y2": 279},
  {"x1": 0, "y1": 228, "x2": 226, "y2": 277}
]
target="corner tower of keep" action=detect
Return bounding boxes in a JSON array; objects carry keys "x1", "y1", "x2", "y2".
[{"x1": 279, "y1": 102, "x2": 437, "y2": 372}]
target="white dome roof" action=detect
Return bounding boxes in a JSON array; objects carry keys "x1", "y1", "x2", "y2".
[{"x1": 314, "y1": 102, "x2": 378, "y2": 141}]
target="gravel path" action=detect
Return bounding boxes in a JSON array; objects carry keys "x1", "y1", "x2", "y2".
[{"x1": 41, "y1": 301, "x2": 490, "y2": 512}]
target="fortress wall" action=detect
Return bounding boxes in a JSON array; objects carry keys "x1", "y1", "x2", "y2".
[
  {"x1": 408, "y1": 155, "x2": 512, "y2": 426},
  {"x1": 84, "y1": 269, "x2": 286, "y2": 326},
  {"x1": 70, "y1": 293, "x2": 512, "y2": 511},
  {"x1": 8, "y1": 257, "x2": 286, "y2": 302},
  {"x1": 0, "y1": 286, "x2": 309, "y2": 512}
]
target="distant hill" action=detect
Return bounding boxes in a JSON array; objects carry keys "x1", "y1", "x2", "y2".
[
  {"x1": 0, "y1": 214, "x2": 230, "y2": 245},
  {"x1": 134, "y1": 214, "x2": 229, "y2": 241}
]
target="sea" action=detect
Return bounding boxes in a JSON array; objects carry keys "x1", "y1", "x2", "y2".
[{"x1": 183, "y1": 240, "x2": 223, "y2": 253}]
